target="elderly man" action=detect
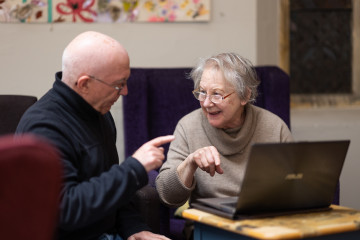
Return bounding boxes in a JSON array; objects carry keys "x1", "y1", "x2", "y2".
[{"x1": 16, "y1": 31, "x2": 173, "y2": 240}]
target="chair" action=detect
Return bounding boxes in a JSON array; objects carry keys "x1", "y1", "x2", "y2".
[
  {"x1": 0, "y1": 134, "x2": 62, "y2": 240},
  {"x1": 123, "y1": 66, "x2": 322, "y2": 239},
  {"x1": 0, "y1": 95, "x2": 37, "y2": 136}
]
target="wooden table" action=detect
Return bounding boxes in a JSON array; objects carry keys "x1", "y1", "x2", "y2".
[{"x1": 182, "y1": 205, "x2": 360, "y2": 239}]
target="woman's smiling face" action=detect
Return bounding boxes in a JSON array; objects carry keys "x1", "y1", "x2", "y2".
[{"x1": 199, "y1": 67, "x2": 246, "y2": 129}]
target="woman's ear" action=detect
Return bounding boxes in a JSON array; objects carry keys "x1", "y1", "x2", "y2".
[
  {"x1": 241, "y1": 87, "x2": 251, "y2": 105},
  {"x1": 76, "y1": 75, "x2": 90, "y2": 94}
]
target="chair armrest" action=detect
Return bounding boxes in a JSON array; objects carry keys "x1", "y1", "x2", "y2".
[{"x1": 134, "y1": 184, "x2": 161, "y2": 233}]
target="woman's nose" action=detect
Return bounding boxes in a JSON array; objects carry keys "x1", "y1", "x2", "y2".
[{"x1": 202, "y1": 95, "x2": 214, "y2": 107}]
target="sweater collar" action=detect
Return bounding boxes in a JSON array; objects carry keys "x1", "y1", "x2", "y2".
[{"x1": 201, "y1": 104, "x2": 257, "y2": 156}]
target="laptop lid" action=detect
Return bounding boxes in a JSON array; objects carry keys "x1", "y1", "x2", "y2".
[{"x1": 193, "y1": 140, "x2": 350, "y2": 218}]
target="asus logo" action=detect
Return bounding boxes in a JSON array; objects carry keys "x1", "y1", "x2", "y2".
[{"x1": 285, "y1": 173, "x2": 303, "y2": 180}]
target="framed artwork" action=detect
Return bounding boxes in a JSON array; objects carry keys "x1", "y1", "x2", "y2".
[
  {"x1": 0, "y1": 0, "x2": 210, "y2": 23},
  {"x1": 0, "y1": 0, "x2": 49, "y2": 22}
]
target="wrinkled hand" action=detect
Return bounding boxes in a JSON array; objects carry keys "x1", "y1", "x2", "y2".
[
  {"x1": 191, "y1": 146, "x2": 224, "y2": 176},
  {"x1": 132, "y1": 135, "x2": 175, "y2": 172},
  {"x1": 127, "y1": 231, "x2": 171, "y2": 240}
]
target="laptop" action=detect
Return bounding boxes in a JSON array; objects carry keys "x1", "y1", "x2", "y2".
[{"x1": 191, "y1": 140, "x2": 350, "y2": 219}]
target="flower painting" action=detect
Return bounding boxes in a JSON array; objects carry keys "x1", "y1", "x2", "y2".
[
  {"x1": 137, "y1": 0, "x2": 210, "y2": 22},
  {"x1": 0, "y1": 0, "x2": 49, "y2": 22},
  {"x1": 53, "y1": 0, "x2": 97, "y2": 22},
  {"x1": 0, "y1": 0, "x2": 210, "y2": 23}
]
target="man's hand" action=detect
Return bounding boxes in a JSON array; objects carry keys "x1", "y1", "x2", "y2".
[
  {"x1": 132, "y1": 135, "x2": 175, "y2": 172},
  {"x1": 127, "y1": 231, "x2": 171, "y2": 240}
]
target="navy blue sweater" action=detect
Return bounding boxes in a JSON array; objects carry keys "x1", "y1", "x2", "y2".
[{"x1": 16, "y1": 72, "x2": 150, "y2": 240}]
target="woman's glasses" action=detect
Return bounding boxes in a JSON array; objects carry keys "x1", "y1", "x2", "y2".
[{"x1": 192, "y1": 89, "x2": 234, "y2": 104}]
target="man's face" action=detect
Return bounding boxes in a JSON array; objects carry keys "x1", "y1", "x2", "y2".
[{"x1": 87, "y1": 65, "x2": 130, "y2": 115}]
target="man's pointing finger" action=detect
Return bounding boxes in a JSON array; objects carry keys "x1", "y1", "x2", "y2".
[{"x1": 148, "y1": 135, "x2": 175, "y2": 147}]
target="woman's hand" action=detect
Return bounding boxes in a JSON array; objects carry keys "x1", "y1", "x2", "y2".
[
  {"x1": 190, "y1": 146, "x2": 224, "y2": 177},
  {"x1": 177, "y1": 146, "x2": 224, "y2": 188}
]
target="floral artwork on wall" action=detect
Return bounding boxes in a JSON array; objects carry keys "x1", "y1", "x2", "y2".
[{"x1": 0, "y1": 0, "x2": 210, "y2": 23}]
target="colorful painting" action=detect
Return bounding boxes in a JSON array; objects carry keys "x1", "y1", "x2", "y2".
[
  {"x1": 0, "y1": 0, "x2": 49, "y2": 22},
  {"x1": 52, "y1": 0, "x2": 98, "y2": 22},
  {"x1": 137, "y1": 0, "x2": 210, "y2": 22},
  {"x1": 0, "y1": 0, "x2": 210, "y2": 23}
]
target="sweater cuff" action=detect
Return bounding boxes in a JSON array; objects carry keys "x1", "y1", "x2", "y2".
[
  {"x1": 175, "y1": 167, "x2": 196, "y2": 191},
  {"x1": 158, "y1": 166, "x2": 196, "y2": 207}
]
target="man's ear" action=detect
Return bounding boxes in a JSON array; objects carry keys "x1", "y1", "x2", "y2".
[{"x1": 76, "y1": 75, "x2": 90, "y2": 94}]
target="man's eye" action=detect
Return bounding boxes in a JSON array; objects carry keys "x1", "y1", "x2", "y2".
[{"x1": 117, "y1": 83, "x2": 126, "y2": 88}]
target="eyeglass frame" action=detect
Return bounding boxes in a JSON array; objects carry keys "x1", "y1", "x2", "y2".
[
  {"x1": 87, "y1": 75, "x2": 123, "y2": 95},
  {"x1": 192, "y1": 89, "x2": 235, "y2": 104}
]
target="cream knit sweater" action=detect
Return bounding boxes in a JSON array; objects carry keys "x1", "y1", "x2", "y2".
[{"x1": 156, "y1": 104, "x2": 293, "y2": 208}]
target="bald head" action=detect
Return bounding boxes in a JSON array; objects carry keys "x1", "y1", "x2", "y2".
[{"x1": 61, "y1": 31, "x2": 129, "y2": 86}]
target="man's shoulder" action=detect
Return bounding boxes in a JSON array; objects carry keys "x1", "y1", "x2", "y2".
[{"x1": 16, "y1": 90, "x2": 68, "y2": 133}]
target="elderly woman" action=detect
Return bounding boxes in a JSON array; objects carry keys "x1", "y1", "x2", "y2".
[{"x1": 156, "y1": 52, "x2": 293, "y2": 211}]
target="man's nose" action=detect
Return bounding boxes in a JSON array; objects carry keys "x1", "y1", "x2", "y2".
[{"x1": 120, "y1": 85, "x2": 128, "y2": 96}]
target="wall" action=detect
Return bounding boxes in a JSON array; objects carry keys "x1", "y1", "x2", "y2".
[{"x1": 257, "y1": 0, "x2": 280, "y2": 66}]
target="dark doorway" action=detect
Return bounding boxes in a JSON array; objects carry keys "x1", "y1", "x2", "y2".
[{"x1": 290, "y1": 0, "x2": 352, "y2": 94}]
